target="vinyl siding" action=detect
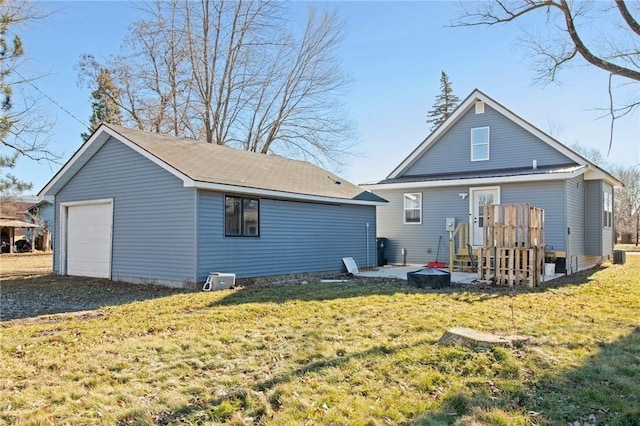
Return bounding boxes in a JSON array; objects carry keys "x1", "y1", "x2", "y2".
[
  {"x1": 197, "y1": 191, "x2": 377, "y2": 280},
  {"x1": 603, "y1": 183, "x2": 614, "y2": 258},
  {"x1": 375, "y1": 180, "x2": 568, "y2": 265},
  {"x1": 404, "y1": 105, "x2": 574, "y2": 176},
  {"x1": 584, "y1": 180, "x2": 602, "y2": 256},
  {"x1": 53, "y1": 137, "x2": 197, "y2": 285},
  {"x1": 486, "y1": 181, "x2": 565, "y2": 252},
  {"x1": 565, "y1": 175, "x2": 586, "y2": 273},
  {"x1": 375, "y1": 187, "x2": 468, "y2": 265}
]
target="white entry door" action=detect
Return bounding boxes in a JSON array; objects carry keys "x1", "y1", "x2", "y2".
[{"x1": 470, "y1": 187, "x2": 500, "y2": 247}]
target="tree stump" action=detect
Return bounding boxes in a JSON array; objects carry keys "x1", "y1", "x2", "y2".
[{"x1": 437, "y1": 327, "x2": 529, "y2": 348}]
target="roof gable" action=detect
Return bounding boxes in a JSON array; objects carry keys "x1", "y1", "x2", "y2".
[
  {"x1": 39, "y1": 124, "x2": 386, "y2": 205},
  {"x1": 387, "y1": 89, "x2": 621, "y2": 187}
]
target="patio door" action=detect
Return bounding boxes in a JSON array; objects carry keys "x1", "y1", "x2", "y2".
[{"x1": 470, "y1": 187, "x2": 500, "y2": 247}]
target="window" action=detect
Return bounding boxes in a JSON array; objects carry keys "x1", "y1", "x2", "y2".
[
  {"x1": 603, "y1": 191, "x2": 612, "y2": 229},
  {"x1": 404, "y1": 193, "x2": 422, "y2": 224},
  {"x1": 225, "y1": 195, "x2": 260, "y2": 237},
  {"x1": 471, "y1": 127, "x2": 490, "y2": 161}
]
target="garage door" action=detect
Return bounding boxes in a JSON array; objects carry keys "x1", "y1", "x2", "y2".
[{"x1": 66, "y1": 202, "x2": 112, "y2": 278}]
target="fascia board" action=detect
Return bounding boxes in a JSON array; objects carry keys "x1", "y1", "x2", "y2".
[
  {"x1": 583, "y1": 168, "x2": 624, "y2": 187},
  {"x1": 362, "y1": 168, "x2": 587, "y2": 191},
  {"x1": 191, "y1": 181, "x2": 387, "y2": 206},
  {"x1": 38, "y1": 125, "x2": 195, "y2": 197},
  {"x1": 38, "y1": 129, "x2": 111, "y2": 197},
  {"x1": 388, "y1": 90, "x2": 483, "y2": 179},
  {"x1": 387, "y1": 89, "x2": 612, "y2": 182}
]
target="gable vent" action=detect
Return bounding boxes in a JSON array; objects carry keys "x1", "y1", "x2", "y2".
[{"x1": 475, "y1": 101, "x2": 485, "y2": 114}]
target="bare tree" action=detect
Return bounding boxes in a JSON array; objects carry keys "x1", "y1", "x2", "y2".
[
  {"x1": 612, "y1": 165, "x2": 640, "y2": 245},
  {"x1": 454, "y1": 0, "x2": 640, "y2": 154},
  {"x1": 78, "y1": 0, "x2": 355, "y2": 170},
  {"x1": 1, "y1": 0, "x2": 56, "y2": 195}
]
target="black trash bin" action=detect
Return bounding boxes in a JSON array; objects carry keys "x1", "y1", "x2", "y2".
[{"x1": 376, "y1": 237, "x2": 388, "y2": 266}]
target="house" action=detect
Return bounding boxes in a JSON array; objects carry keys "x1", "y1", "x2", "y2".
[
  {"x1": 362, "y1": 89, "x2": 622, "y2": 275},
  {"x1": 38, "y1": 124, "x2": 386, "y2": 287},
  {"x1": 24, "y1": 199, "x2": 54, "y2": 250},
  {"x1": 0, "y1": 215, "x2": 38, "y2": 253},
  {"x1": 0, "y1": 198, "x2": 39, "y2": 253}
]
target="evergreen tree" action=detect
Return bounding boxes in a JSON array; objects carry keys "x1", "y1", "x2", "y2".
[
  {"x1": 0, "y1": 1, "x2": 30, "y2": 195},
  {"x1": 426, "y1": 71, "x2": 460, "y2": 131},
  {"x1": 81, "y1": 69, "x2": 122, "y2": 141},
  {"x1": 0, "y1": 1, "x2": 54, "y2": 196}
]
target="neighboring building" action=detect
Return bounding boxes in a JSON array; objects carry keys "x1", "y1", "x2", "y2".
[
  {"x1": 39, "y1": 124, "x2": 386, "y2": 287},
  {"x1": 363, "y1": 89, "x2": 622, "y2": 274},
  {"x1": 25, "y1": 200, "x2": 54, "y2": 250}
]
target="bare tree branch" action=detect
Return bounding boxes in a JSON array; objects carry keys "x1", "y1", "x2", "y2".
[{"x1": 77, "y1": 0, "x2": 355, "y2": 171}]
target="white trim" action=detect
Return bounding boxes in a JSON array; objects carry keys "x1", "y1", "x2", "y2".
[
  {"x1": 362, "y1": 167, "x2": 588, "y2": 191},
  {"x1": 387, "y1": 89, "x2": 619, "y2": 183},
  {"x1": 190, "y1": 180, "x2": 386, "y2": 206},
  {"x1": 469, "y1": 186, "x2": 500, "y2": 247},
  {"x1": 59, "y1": 198, "x2": 113, "y2": 278},
  {"x1": 40, "y1": 124, "x2": 385, "y2": 206},
  {"x1": 470, "y1": 126, "x2": 490, "y2": 162},
  {"x1": 40, "y1": 125, "x2": 194, "y2": 197},
  {"x1": 403, "y1": 192, "x2": 422, "y2": 224}
]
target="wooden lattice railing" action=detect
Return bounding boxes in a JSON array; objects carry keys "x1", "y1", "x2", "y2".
[{"x1": 478, "y1": 203, "x2": 545, "y2": 287}]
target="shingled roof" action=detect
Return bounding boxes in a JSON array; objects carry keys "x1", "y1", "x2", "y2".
[{"x1": 40, "y1": 124, "x2": 385, "y2": 205}]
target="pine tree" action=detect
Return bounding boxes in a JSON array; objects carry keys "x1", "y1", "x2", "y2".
[
  {"x1": 1, "y1": 1, "x2": 31, "y2": 195},
  {"x1": 426, "y1": 71, "x2": 460, "y2": 131},
  {"x1": 81, "y1": 69, "x2": 122, "y2": 141}
]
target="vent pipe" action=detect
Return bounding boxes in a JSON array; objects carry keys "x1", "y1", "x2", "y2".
[{"x1": 533, "y1": 159, "x2": 538, "y2": 170}]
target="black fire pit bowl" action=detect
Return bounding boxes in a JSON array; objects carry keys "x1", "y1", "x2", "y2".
[{"x1": 407, "y1": 268, "x2": 451, "y2": 289}]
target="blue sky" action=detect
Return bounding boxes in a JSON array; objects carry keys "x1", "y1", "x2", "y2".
[{"x1": 13, "y1": 1, "x2": 640, "y2": 193}]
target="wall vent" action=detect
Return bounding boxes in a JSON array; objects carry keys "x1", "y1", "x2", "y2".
[{"x1": 475, "y1": 101, "x2": 485, "y2": 114}]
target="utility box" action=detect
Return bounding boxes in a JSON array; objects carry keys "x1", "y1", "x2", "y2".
[
  {"x1": 445, "y1": 217, "x2": 456, "y2": 232},
  {"x1": 203, "y1": 272, "x2": 236, "y2": 291}
]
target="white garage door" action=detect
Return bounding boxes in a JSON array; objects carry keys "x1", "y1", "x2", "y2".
[{"x1": 66, "y1": 202, "x2": 113, "y2": 278}]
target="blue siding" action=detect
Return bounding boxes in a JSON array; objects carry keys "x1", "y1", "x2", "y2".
[
  {"x1": 584, "y1": 180, "x2": 602, "y2": 256},
  {"x1": 197, "y1": 191, "x2": 377, "y2": 280},
  {"x1": 404, "y1": 105, "x2": 575, "y2": 176},
  {"x1": 500, "y1": 181, "x2": 566, "y2": 251},
  {"x1": 375, "y1": 180, "x2": 568, "y2": 265},
  {"x1": 375, "y1": 187, "x2": 468, "y2": 265},
  {"x1": 565, "y1": 176, "x2": 587, "y2": 273},
  {"x1": 54, "y1": 137, "x2": 197, "y2": 285},
  {"x1": 603, "y1": 183, "x2": 614, "y2": 258}
]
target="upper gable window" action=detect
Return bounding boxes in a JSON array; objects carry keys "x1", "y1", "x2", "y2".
[
  {"x1": 404, "y1": 193, "x2": 422, "y2": 224},
  {"x1": 471, "y1": 127, "x2": 490, "y2": 161}
]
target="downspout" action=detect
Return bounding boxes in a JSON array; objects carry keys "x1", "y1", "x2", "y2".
[{"x1": 366, "y1": 222, "x2": 370, "y2": 268}]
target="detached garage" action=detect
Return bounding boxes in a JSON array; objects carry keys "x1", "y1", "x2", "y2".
[{"x1": 39, "y1": 124, "x2": 386, "y2": 287}]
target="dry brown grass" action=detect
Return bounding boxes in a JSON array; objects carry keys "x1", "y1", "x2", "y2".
[
  {"x1": 0, "y1": 252, "x2": 52, "y2": 279},
  {"x1": 1, "y1": 255, "x2": 639, "y2": 425}
]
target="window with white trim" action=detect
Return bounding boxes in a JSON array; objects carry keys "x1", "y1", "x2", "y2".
[
  {"x1": 603, "y1": 191, "x2": 612, "y2": 229},
  {"x1": 225, "y1": 195, "x2": 260, "y2": 237},
  {"x1": 404, "y1": 193, "x2": 422, "y2": 224},
  {"x1": 471, "y1": 127, "x2": 490, "y2": 161}
]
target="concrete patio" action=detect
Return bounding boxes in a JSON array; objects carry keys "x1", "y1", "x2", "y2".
[{"x1": 356, "y1": 264, "x2": 564, "y2": 284}]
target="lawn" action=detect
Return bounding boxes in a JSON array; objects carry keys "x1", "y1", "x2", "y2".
[{"x1": 1, "y1": 256, "x2": 639, "y2": 425}]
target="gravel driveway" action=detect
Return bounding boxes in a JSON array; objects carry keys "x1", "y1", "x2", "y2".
[{"x1": 1, "y1": 254, "x2": 190, "y2": 321}]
